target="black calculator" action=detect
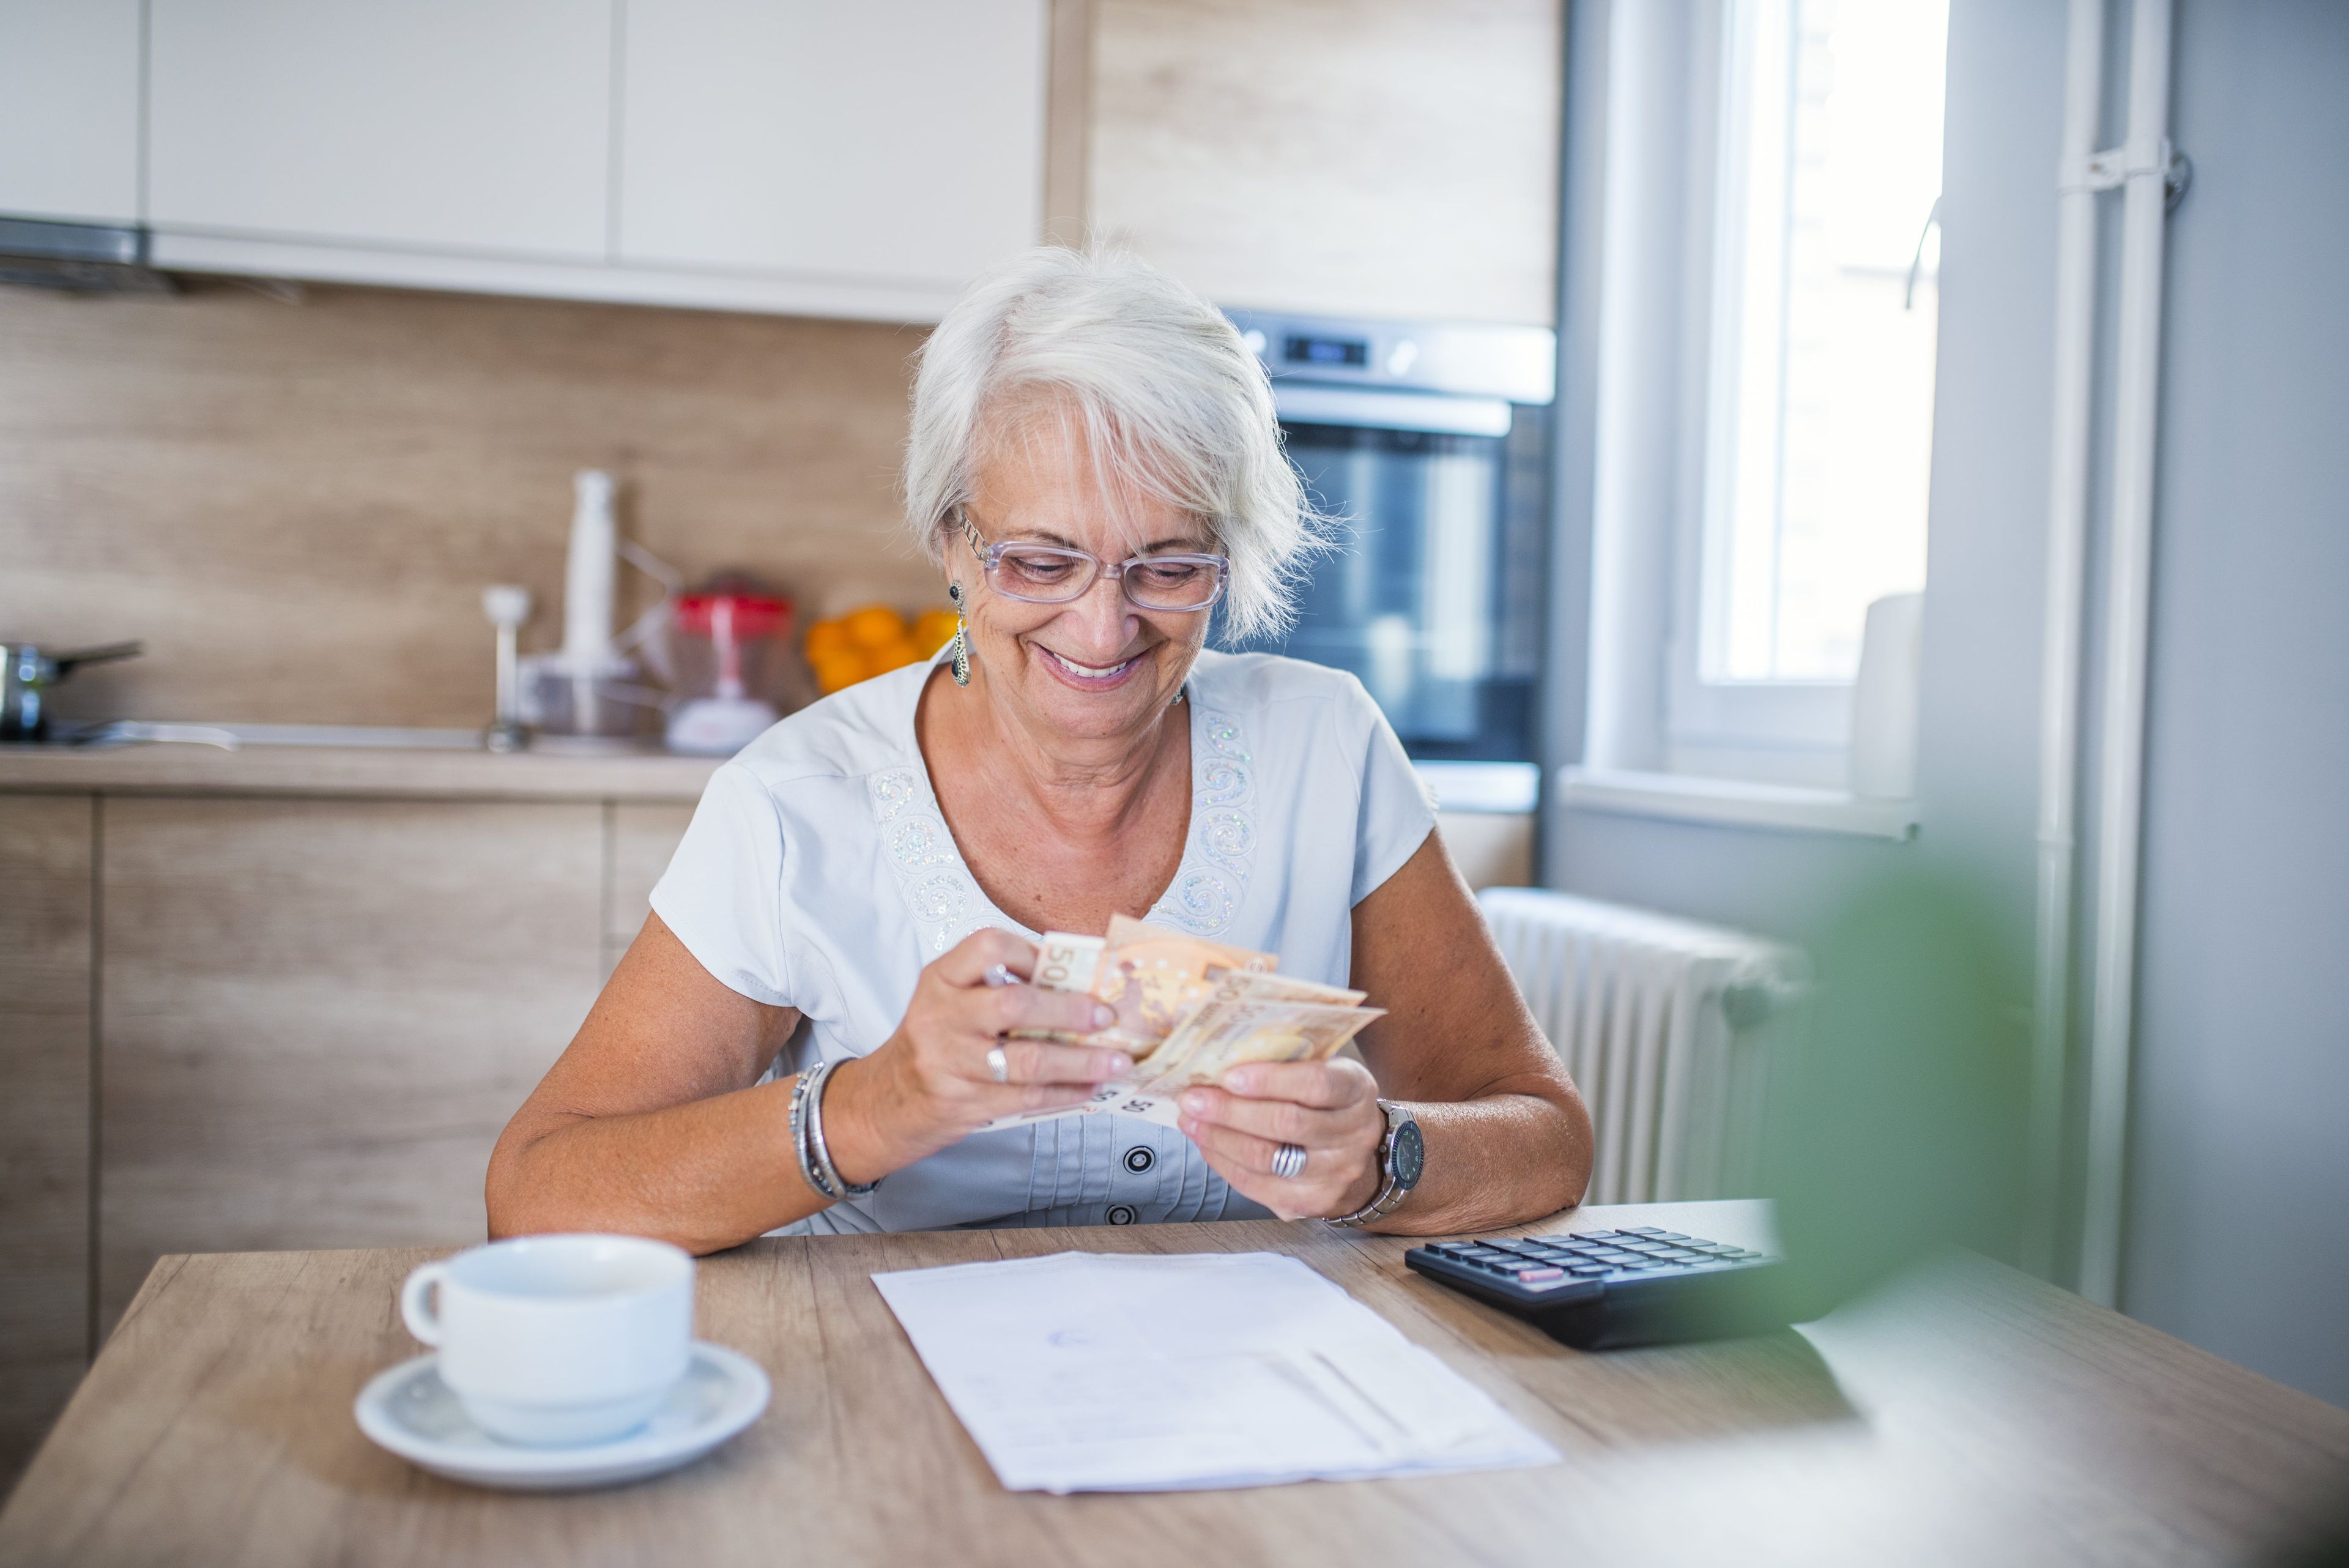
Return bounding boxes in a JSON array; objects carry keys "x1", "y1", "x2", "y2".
[{"x1": 1403, "y1": 1226, "x2": 1791, "y2": 1350}]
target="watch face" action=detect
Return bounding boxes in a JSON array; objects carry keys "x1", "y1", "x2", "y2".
[{"x1": 1391, "y1": 1118, "x2": 1425, "y2": 1189}]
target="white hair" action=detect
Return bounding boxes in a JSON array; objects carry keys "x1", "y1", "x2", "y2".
[{"x1": 903, "y1": 247, "x2": 1319, "y2": 644}]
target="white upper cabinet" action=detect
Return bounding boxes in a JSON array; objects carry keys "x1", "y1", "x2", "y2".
[
  {"x1": 146, "y1": 0, "x2": 614, "y2": 260},
  {"x1": 0, "y1": 0, "x2": 143, "y2": 225},
  {"x1": 1, "y1": 0, "x2": 1047, "y2": 319},
  {"x1": 617, "y1": 0, "x2": 1045, "y2": 292}
]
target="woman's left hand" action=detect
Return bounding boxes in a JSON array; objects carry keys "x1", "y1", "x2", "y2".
[{"x1": 1176, "y1": 1058, "x2": 1387, "y2": 1221}]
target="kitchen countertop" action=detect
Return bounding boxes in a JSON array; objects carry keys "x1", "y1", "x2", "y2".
[
  {"x1": 0, "y1": 740, "x2": 725, "y2": 802},
  {"x1": 0, "y1": 734, "x2": 1537, "y2": 812}
]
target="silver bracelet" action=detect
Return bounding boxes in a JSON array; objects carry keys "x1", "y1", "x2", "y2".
[
  {"x1": 788, "y1": 1065, "x2": 834, "y2": 1200},
  {"x1": 802, "y1": 1059, "x2": 878, "y2": 1199}
]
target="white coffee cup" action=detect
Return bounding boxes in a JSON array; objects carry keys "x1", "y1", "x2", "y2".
[{"x1": 399, "y1": 1234, "x2": 694, "y2": 1447}]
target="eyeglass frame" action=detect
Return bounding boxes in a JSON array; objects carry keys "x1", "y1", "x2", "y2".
[{"x1": 952, "y1": 507, "x2": 1231, "y2": 612}]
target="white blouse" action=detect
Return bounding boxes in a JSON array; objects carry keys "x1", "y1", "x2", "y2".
[{"x1": 650, "y1": 647, "x2": 1436, "y2": 1235}]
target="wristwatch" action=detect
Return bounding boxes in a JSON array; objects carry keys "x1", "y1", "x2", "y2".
[{"x1": 1328, "y1": 1099, "x2": 1423, "y2": 1227}]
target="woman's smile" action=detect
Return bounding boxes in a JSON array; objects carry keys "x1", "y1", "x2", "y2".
[{"x1": 1032, "y1": 642, "x2": 1149, "y2": 690}]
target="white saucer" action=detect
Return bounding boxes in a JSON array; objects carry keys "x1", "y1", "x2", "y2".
[{"x1": 354, "y1": 1343, "x2": 770, "y2": 1491}]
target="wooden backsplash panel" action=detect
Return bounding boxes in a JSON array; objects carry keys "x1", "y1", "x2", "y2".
[
  {"x1": 1089, "y1": 0, "x2": 1562, "y2": 327},
  {"x1": 0, "y1": 281, "x2": 938, "y2": 727}
]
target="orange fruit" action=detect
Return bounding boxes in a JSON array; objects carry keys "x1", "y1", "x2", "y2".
[
  {"x1": 863, "y1": 636, "x2": 924, "y2": 675},
  {"x1": 913, "y1": 608, "x2": 959, "y2": 655},
  {"x1": 804, "y1": 619, "x2": 850, "y2": 661},
  {"x1": 811, "y1": 647, "x2": 870, "y2": 693},
  {"x1": 842, "y1": 604, "x2": 909, "y2": 648}
]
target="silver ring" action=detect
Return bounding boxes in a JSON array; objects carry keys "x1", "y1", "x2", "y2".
[
  {"x1": 985, "y1": 1045, "x2": 1011, "y2": 1084},
  {"x1": 982, "y1": 964, "x2": 1019, "y2": 989},
  {"x1": 1271, "y1": 1143, "x2": 1307, "y2": 1180}
]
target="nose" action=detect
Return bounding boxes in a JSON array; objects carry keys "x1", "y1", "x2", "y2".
[{"x1": 1050, "y1": 570, "x2": 1140, "y2": 658}]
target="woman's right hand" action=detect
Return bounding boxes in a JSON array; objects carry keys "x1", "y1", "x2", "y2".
[{"x1": 821, "y1": 929, "x2": 1132, "y2": 1183}]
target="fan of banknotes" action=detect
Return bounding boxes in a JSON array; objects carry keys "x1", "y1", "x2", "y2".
[{"x1": 982, "y1": 915, "x2": 1384, "y2": 1132}]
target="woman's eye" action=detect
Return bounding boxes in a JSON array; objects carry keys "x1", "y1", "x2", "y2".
[
  {"x1": 1005, "y1": 554, "x2": 1078, "y2": 581},
  {"x1": 1138, "y1": 563, "x2": 1203, "y2": 586}
]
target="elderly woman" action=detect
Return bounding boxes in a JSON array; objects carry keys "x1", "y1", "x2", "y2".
[{"x1": 487, "y1": 250, "x2": 1592, "y2": 1249}]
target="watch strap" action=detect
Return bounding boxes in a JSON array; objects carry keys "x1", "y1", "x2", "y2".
[{"x1": 1328, "y1": 1099, "x2": 1416, "y2": 1228}]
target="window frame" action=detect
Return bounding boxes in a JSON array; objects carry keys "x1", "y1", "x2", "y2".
[{"x1": 1652, "y1": 0, "x2": 1935, "y2": 789}]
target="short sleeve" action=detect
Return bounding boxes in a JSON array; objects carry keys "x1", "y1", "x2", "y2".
[
  {"x1": 648, "y1": 761, "x2": 794, "y2": 1006},
  {"x1": 1346, "y1": 678, "x2": 1438, "y2": 905}
]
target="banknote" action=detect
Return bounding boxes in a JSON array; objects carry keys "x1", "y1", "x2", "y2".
[
  {"x1": 1015, "y1": 915, "x2": 1275, "y2": 1057},
  {"x1": 1195, "y1": 968, "x2": 1365, "y2": 1009},
  {"x1": 1130, "y1": 975, "x2": 1384, "y2": 1094},
  {"x1": 980, "y1": 931, "x2": 1380, "y2": 1132}
]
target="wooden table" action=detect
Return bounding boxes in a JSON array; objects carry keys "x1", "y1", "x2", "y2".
[{"x1": 4, "y1": 1201, "x2": 2344, "y2": 1567}]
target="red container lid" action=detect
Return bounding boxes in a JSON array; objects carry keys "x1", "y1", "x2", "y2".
[{"x1": 674, "y1": 592, "x2": 791, "y2": 639}]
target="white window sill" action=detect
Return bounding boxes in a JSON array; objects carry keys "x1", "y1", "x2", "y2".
[{"x1": 1556, "y1": 767, "x2": 1920, "y2": 841}]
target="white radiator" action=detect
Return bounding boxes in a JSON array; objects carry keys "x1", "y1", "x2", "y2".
[{"x1": 1477, "y1": 888, "x2": 1805, "y2": 1204}]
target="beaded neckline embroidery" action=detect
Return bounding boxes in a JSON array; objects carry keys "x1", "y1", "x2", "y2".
[{"x1": 867, "y1": 690, "x2": 1257, "y2": 954}]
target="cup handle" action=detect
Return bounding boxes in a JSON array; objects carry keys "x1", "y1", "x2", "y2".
[{"x1": 399, "y1": 1262, "x2": 449, "y2": 1347}]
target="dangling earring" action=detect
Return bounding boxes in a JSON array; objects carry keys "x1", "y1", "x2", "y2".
[{"x1": 947, "y1": 581, "x2": 972, "y2": 687}]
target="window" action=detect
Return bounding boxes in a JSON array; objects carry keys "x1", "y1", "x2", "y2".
[{"x1": 1666, "y1": 0, "x2": 1947, "y2": 784}]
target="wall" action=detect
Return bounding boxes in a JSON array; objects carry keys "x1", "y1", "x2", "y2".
[
  {"x1": 2121, "y1": 0, "x2": 2349, "y2": 1407},
  {"x1": 0, "y1": 281, "x2": 935, "y2": 728}
]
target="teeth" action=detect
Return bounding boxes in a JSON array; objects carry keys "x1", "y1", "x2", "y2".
[{"x1": 1044, "y1": 648, "x2": 1135, "y2": 679}]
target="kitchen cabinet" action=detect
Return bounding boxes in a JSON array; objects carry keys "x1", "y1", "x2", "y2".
[
  {"x1": 1087, "y1": 0, "x2": 1564, "y2": 325},
  {"x1": 607, "y1": 803, "x2": 697, "y2": 977},
  {"x1": 146, "y1": 0, "x2": 615, "y2": 261},
  {"x1": 125, "y1": 0, "x2": 1050, "y2": 321},
  {"x1": 0, "y1": 0, "x2": 142, "y2": 226},
  {"x1": 1438, "y1": 811, "x2": 1536, "y2": 892},
  {"x1": 95, "y1": 798, "x2": 606, "y2": 1337},
  {"x1": 618, "y1": 0, "x2": 1047, "y2": 291},
  {"x1": 0, "y1": 796, "x2": 94, "y2": 1492}
]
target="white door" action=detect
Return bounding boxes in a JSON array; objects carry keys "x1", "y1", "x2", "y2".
[
  {"x1": 0, "y1": 0, "x2": 142, "y2": 225},
  {"x1": 146, "y1": 0, "x2": 614, "y2": 261},
  {"x1": 617, "y1": 0, "x2": 1045, "y2": 291}
]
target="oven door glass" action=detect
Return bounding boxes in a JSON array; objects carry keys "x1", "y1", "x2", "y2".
[{"x1": 1260, "y1": 417, "x2": 1546, "y2": 762}]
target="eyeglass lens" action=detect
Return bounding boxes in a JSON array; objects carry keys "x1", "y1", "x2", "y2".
[{"x1": 990, "y1": 544, "x2": 1224, "y2": 611}]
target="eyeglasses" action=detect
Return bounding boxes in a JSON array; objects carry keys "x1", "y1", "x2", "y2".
[{"x1": 955, "y1": 508, "x2": 1230, "y2": 612}]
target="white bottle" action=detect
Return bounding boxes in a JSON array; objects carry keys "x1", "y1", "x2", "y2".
[
  {"x1": 562, "y1": 470, "x2": 619, "y2": 668},
  {"x1": 519, "y1": 470, "x2": 641, "y2": 744}
]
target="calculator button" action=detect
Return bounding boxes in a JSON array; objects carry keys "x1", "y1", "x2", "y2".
[
  {"x1": 1515, "y1": 1267, "x2": 1565, "y2": 1282},
  {"x1": 1620, "y1": 1227, "x2": 1665, "y2": 1236},
  {"x1": 1567, "y1": 1263, "x2": 1609, "y2": 1276}
]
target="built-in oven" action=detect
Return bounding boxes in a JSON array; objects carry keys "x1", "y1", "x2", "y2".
[{"x1": 1228, "y1": 310, "x2": 1555, "y2": 818}]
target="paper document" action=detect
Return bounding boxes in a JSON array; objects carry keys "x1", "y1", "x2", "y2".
[{"x1": 870, "y1": 1250, "x2": 1560, "y2": 1493}]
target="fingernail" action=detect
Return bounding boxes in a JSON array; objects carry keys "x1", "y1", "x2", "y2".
[
  {"x1": 1094, "y1": 1052, "x2": 1125, "y2": 1079},
  {"x1": 1181, "y1": 1090, "x2": 1210, "y2": 1115},
  {"x1": 1226, "y1": 1068, "x2": 1259, "y2": 1094},
  {"x1": 1091, "y1": 1004, "x2": 1114, "y2": 1028}
]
